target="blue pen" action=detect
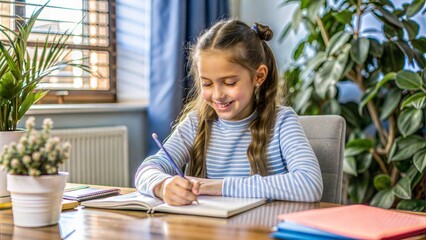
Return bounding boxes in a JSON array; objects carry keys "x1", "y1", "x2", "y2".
[{"x1": 151, "y1": 133, "x2": 199, "y2": 204}]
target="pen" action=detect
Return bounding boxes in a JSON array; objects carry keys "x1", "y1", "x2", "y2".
[{"x1": 152, "y1": 133, "x2": 199, "y2": 204}]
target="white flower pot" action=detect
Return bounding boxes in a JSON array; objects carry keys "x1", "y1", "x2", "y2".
[
  {"x1": 0, "y1": 131, "x2": 25, "y2": 197},
  {"x1": 7, "y1": 172, "x2": 68, "y2": 227}
]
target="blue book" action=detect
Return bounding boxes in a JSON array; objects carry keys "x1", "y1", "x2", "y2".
[{"x1": 271, "y1": 221, "x2": 354, "y2": 240}]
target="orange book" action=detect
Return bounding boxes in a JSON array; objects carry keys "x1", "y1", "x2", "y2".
[{"x1": 277, "y1": 204, "x2": 426, "y2": 240}]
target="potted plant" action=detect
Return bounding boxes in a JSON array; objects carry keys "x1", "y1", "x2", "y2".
[
  {"x1": 280, "y1": 0, "x2": 425, "y2": 211},
  {"x1": 0, "y1": 4, "x2": 89, "y2": 196},
  {"x1": 0, "y1": 116, "x2": 71, "y2": 227}
]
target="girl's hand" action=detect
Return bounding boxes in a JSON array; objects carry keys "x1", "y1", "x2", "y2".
[
  {"x1": 153, "y1": 176, "x2": 200, "y2": 206},
  {"x1": 186, "y1": 177, "x2": 223, "y2": 196}
]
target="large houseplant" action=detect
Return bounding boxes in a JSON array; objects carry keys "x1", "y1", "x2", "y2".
[
  {"x1": 280, "y1": 0, "x2": 425, "y2": 211},
  {"x1": 0, "y1": 4, "x2": 88, "y2": 131}
]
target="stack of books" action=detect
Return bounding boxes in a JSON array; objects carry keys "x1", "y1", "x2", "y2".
[{"x1": 272, "y1": 204, "x2": 426, "y2": 239}]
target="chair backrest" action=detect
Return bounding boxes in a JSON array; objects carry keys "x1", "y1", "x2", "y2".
[{"x1": 299, "y1": 115, "x2": 346, "y2": 204}]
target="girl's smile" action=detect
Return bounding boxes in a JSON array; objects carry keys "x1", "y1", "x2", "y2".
[{"x1": 198, "y1": 52, "x2": 262, "y2": 121}]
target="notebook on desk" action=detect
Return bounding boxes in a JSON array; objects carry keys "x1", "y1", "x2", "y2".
[
  {"x1": 273, "y1": 204, "x2": 426, "y2": 240},
  {"x1": 63, "y1": 187, "x2": 121, "y2": 202},
  {"x1": 81, "y1": 191, "x2": 268, "y2": 218}
]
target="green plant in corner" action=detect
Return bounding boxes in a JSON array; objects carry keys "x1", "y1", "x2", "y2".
[
  {"x1": 0, "y1": 3, "x2": 90, "y2": 131},
  {"x1": 280, "y1": 0, "x2": 426, "y2": 211}
]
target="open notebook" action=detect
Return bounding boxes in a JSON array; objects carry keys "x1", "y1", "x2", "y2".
[{"x1": 81, "y1": 191, "x2": 268, "y2": 218}]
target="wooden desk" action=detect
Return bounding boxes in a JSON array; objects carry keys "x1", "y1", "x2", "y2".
[{"x1": 1, "y1": 186, "x2": 422, "y2": 240}]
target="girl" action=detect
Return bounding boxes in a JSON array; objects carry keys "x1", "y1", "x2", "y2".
[{"x1": 135, "y1": 20, "x2": 323, "y2": 206}]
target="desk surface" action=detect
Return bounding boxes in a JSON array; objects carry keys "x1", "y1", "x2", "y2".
[{"x1": 0, "y1": 186, "x2": 422, "y2": 240}]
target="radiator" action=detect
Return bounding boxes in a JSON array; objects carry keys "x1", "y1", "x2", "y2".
[{"x1": 53, "y1": 126, "x2": 129, "y2": 187}]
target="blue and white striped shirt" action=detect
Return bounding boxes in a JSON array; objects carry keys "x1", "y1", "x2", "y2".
[{"x1": 135, "y1": 106, "x2": 323, "y2": 202}]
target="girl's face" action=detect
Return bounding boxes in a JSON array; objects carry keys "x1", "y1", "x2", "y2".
[{"x1": 197, "y1": 52, "x2": 267, "y2": 121}]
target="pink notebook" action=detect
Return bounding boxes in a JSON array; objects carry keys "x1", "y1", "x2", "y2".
[{"x1": 278, "y1": 204, "x2": 426, "y2": 240}]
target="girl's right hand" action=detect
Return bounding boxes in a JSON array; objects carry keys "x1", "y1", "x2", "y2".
[{"x1": 154, "y1": 176, "x2": 200, "y2": 206}]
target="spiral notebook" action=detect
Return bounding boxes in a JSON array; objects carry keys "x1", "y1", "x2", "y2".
[{"x1": 63, "y1": 187, "x2": 121, "y2": 202}]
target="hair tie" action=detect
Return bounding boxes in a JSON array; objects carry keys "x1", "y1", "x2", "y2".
[{"x1": 251, "y1": 24, "x2": 260, "y2": 37}]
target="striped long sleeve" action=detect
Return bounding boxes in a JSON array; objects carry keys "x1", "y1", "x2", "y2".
[{"x1": 135, "y1": 107, "x2": 323, "y2": 202}]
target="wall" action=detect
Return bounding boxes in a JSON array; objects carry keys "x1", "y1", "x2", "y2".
[{"x1": 20, "y1": 103, "x2": 148, "y2": 187}]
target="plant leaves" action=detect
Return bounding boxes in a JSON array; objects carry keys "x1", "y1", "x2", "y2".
[
  {"x1": 380, "y1": 88, "x2": 401, "y2": 120},
  {"x1": 393, "y1": 177, "x2": 411, "y2": 199},
  {"x1": 356, "y1": 152, "x2": 373, "y2": 174},
  {"x1": 400, "y1": 92, "x2": 426, "y2": 109},
  {"x1": 293, "y1": 42, "x2": 305, "y2": 60},
  {"x1": 294, "y1": 86, "x2": 312, "y2": 112},
  {"x1": 413, "y1": 148, "x2": 426, "y2": 172},
  {"x1": 396, "y1": 70, "x2": 423, "y2": 90},
  {"x1": 381, "y1": 42, "x2": 405, "y2": 73},
  {"x1": 326, "y1": 31, "x2": 351, "y2": 57},
  {"x1": 315, "y1": 44, "x2": 350, "y2": 98},
  {"x1": 406, "y1": 0, "x2": 425, "y2": 17},
  {"x1": 369, "y1": 38, "x2": 383, "y2": 57},
  {"x1": 292, "y1": 8, "x2": 302, "y2": 33},
  {"x1": 396, "y1": 199, "x2": 425, "y2": 212},
  {"x1": 307, "y1": 0, "x2": 324, "y2": 23},
  {"x1": 301, "y1": 52, "x2": 326, "y2": 80},
  {"x1": 370, "y1": 189, "x2": 395, "y2": 209},
  {"x1": 411, "y1": 37, "x2": 426, "y2": 52},
  {"x1": 373, "y1": 174, "x2": 392, "y2": 191},
  {"x1": 279, "y1": 23, "x2": 292, "y2": 43},
  {"x1": 397, "y1": 108, "x2": 423, "y2": 137},
  {"x1": 391, "y1": 135, "x2": 426, "y2": 161},
  {"x1": 345, "y1": 139, "x2": 374, "y2": 157},
  {"x1": 375, "y1": 6, "x2": 404, "y2": 28},
  {"x1": 343, "y1": 156, "x2": 357, "y2": 176},
  {"x1": 350, "y1": 38, "x2": 370, "y2": 65},
  {"x1": 348, "y1": 173, "x2": 369, "y2": 203},
  {"x1": 402, "y1": 20, "x2": 419, "y2": 40},
  {"x1": 333, "y1": 10, "x2": 352, "y2": 24}
]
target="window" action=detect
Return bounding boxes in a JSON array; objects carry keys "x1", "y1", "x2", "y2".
[{"x1": 0, "y1": 0, "x2": 116, "y2": 103}]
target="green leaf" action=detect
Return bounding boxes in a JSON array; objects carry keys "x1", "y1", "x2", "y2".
[
  {"x1": 380, "y1": 88, "x2": 401, "y2": 120},
  {"x1": 301, "y1": 52, "x2": 326, "y2": 80},
  {"x1": 396, "y1": 70, "x2": 423, "y2": 90},
  {"x1": 345, "y1": 139, "x2": 374, "y2": 157},
  {"x1": 375, "y1": 6, "x2": 404, "y2": 28},
  {"x1": 279, "y1": 23, "x2": 292, "y2": 43},
  {"x1": 373, "y1": 174, "x2": 392, "y2": 191},
  {"x1": 400, "y1": 92, "x2": 426, "y2": 109},
  {"x1": 391, "y1": 135, "x2": 426, "y2": 161},
  {"x1": 413, "y1": 48, "x2": 426, "y2": 69},
  {"x1": 348, "y1": 173, "x2": 369, "y2": 203},
  {"x1": 315, "y1": 45, "x2": 350, "y2": 98},
  {"x1": 397, "y1": 108, "x2": 423, "y2": 137},
  {"x1": 411, "y1": 38, "x2": 426, "y2": 52},
  {"x1": 322, "y1": 98, "x2": 341, "y2": 115},
  {"x1": 370, "y1": 189, "x2": 395, "y2": 209},
  {"x1": 350, "y1": 38, "x2": 370, "y2": 65},
  {"x1": 326, "y1": 31, "x2": 351, "y2": 57},
  {"x1": 307, "y1": 0, "x2": 324, "y2": 23},
  {"x1": 356, "y1": 152, "x2": 372, "y2": 174},
  {"x1": 402, "y1": 20, "x2": 419, "y2": 40},
  {"x1": 292, "y1": 8, "x2": 302, "y2": 33},
  {"x1": 381, "y1": 42, "x2": 405, "y2": 73},
  {"x1": 343, "y1": 156, "x2": 357, "y2": 176},
  {"x1": 406, "y1": 0, "x2": 425, "y2": 17},
  {"x1": 333, "y1": 10, "x2": 352, "y2": 24},
  {"x1": 359, "y1": 88, "x2": 377, "y2": 115},
  {"x1": 393, "y1": 177, "x2": 411, "y2": 199},
  {"x1": 396, "y1": 200, "x2": 425, "y2": 212},
  {"x1": 395, "y1": 40, "x2": 414, "y2": 64},
  {"x1": 413, "y1": 148, "x2": 426, "y2": 172},
  {"x1": 369, "y1": 38, "x2": 383, "y2": 57},
  {"x1": 293, "y1": 42, "x2": 305, "y2": 60},
  {"x1": 294, "y1": 87, "x2": 312, "y2": 112}
]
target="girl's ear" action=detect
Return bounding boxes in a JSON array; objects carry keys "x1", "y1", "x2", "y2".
[{"x1": 255, "y1": 64, "x2": 268, "y2": 86}]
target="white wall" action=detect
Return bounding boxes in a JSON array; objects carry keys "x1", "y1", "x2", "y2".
[{"x1": 231, "y1": 0, "x2": 306, "y2": 72}]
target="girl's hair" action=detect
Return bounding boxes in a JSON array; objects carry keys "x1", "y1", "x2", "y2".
[{"x1": 180, "y1": 19, "x2": 280, "y2": 177}]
